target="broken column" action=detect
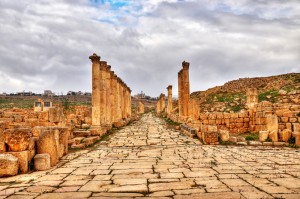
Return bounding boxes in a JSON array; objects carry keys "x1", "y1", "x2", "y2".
[
  {"x1": 138, "y1": 101, "x2": 145, "y2": 114},
  {"x1": 89, "y1": 53, "x2": 101, "y2": 127},
  {"x1": 246, "y1": 88, "x2": 258, "y2": 109},
  {"x1": 182, "y1": 61, "x2": 190, "y2": 120},
  {"x1": 167, "y1": 85, "x2": 173, "y2": 115},
  {"x1": 178, "y1": 70, "x2": 183, "y2": 118}
]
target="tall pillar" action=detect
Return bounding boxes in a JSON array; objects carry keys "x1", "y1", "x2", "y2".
[
  {"x1": 160, "y1": 93, "x2": 166, "y2": 112},
  {"x1": 167, "y1": 85, "x2": 173, "y2": 115},
  {"x1": 128, "y1": 88, "x2": 132, "y2": 118},
  {"x1": 182, "y1": 61, "x2": 190, "y2": 119},
  {"x1": 100, "y1": 61, "x2": 107, "y2": 125},
  {"x1": 106, "y1": 65, "x2": 112, "y2": 126},
  {"x1": 89, "y1": 53, "x2": 101, "y2": 126},
  {"x1": 120, "y1": 81, "x2": 125, "y2": 119},
  {"x1": 178, "y1": 70, "x2": 183, "y2": 118},
  {"x1": 117, "y1": 78, "x2": 122, "y2": 121},
  {"x1": 110, "y1": 71, "x2": 116, "y2": 123}
]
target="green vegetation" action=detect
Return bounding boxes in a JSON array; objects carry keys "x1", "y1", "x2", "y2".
[
  {"x1": 288, "y1": 137, "x2": 298, "y2": 148},
  {"x1": 258, "y1": 89, "x2": 279, "y2": 103},
  {"x1": 219, "y1": 140, "x2": 235, "y2": 145},
  {"x1": 243, "y1": 132, "x2": 259, "y2": 141},
  {"x1": 0, "y1": 98, "x2": 34, "y2": 109},
  {"x1": 205, "y1": 92, "x2": 246, "y2": 112}
]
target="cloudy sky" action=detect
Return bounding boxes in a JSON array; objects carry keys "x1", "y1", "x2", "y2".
[{"x1": 0, "y1": 0, "x2": 299, "y2": 96}]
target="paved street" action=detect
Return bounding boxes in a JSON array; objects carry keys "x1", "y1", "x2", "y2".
[{"x1": 1, "y1": 113, "x2": 300, "y2": 199}]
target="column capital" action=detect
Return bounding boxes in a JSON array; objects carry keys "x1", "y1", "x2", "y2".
[
  {"x1": 182, "y1": 61, "x2": 190, "y2": 69},
  {"x1": 106, "y1": 65, "x2": 111, "y2": 71},
  {"x1": 89, "y1": 53, "x2": 100, "y2": 63},
  {"x1": 100, "y1": 61, "x2": 107, "y2": 70},
  {"x1": 178, "y1": 69, "x2": 183, "y2": 75},
  {"x1": 167, "y1": 85, "x2": 172, "y2": 89}
]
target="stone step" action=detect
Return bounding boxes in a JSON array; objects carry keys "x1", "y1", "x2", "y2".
[{"x1": 73, "y1": 131, "x2": 91, "y2": 137}]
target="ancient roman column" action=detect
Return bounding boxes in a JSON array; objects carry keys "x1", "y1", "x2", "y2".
[
  {"x1": 100, "y1": 61, "x2": 107, "y2": 125},
  {"x1": 106, "y1": 65, "x2": 112, "y2": 126},
  {"x1": 138, "y1": 101, "x2": 144, "y2": 114},
  {"x1": 120, "y1": 81, "x2": 125, "y2": 119},
  {"x1": 160, "y1": 93, "x2": 166, "y2": 112},
  {"x1": 178, "y1": 70, "x2": 183, "y2": 118},
  {"x1": 182, "y1": 61, "x2": 190, "y2": 119},
  {"x1": 89, "y1": 53, "x2": 101, "y2": 126},
  {"x1": 110, "y1": 71, "x2": 116, "y2": 123},
  {"x1": 116, "y1": 77, "x2": 122, "y2": 121},
  {"x1": 128, "y1": 88, "x2": 132, "y2": 118},
  {"x1": 167, "y1": 85, "x2": 173, "y2": 115}
]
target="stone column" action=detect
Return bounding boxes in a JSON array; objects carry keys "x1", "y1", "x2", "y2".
[
  {"x1": 160, "y1": 94, "x2": 166, "y2": 112},
  {"x1": 106, "y1": 65, "x2": 112, "y2": 127},
  {"x1": 89, "y1": 53, "x2": 101, "y2": 126},
  {"x1": 182, "y1": 61, "x2": 190, "y2": 119},
  {"x1": 138, "y1": 101, "x2": 144, "y2": 114},
  {"x1": 178, "y1": 70, "x2": 183, "y2": 118},
  {"x1": 167, "y1": 85, "x2": 173, "y2": 115},
  {"x1": 120, "y1": 81, "x2": 125, "y2": 119},
  {"x1": 116, "y1": 78, "x2": 122, "y2": 121},
  {"x1": 100, "y1": 61, "x2": 107, "y2": 125},
  {"x1": 110, "y1": 71, "x2": 116, "y2": 123},
  {"x1": 128, "y1": 88, "x2": 132, "y2": 118}
]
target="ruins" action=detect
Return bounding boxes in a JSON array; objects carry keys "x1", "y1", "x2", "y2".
[
  {"x1": 160, "y1": 61, "x2": 300, "y2": 147},
  {"x1": 0, "y1": 53, "x2": 133, "y2": 177}
]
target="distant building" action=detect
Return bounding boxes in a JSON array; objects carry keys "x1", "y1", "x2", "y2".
[
  {"x1": 16, "y1": 91, "x2": 33, "y2": 96},
  {"x1": 44, "y1": 90, "x2": 54, "y2": 97}
]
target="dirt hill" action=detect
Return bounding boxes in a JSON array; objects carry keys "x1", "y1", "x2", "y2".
[{"x1": 190, "y1": 73, "x2": 300, "y2": 112}]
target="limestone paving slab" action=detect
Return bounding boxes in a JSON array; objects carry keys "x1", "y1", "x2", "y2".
[{"x1": 1, "y1": 113, "x2": 300, "y2": 198}]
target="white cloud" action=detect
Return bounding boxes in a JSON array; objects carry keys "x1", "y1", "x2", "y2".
[{"x1": 0, "y1": 0, "x2": 299, "y2": 96}]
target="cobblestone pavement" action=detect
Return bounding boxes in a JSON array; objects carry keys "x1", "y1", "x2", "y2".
[{"x1": 1, "y1": 113, "x2": 300, "y2": 199}]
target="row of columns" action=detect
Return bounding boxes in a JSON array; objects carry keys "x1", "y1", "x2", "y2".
[{"x1": 90, "y1": 53, "x2": 132, "y2": 129}]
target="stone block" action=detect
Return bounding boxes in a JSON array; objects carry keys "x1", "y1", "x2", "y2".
[
  {"x1": 73, "y1": 131, "x2": 91, "y2": 137},
  {"x1": 237, "y1": 142, "x2": 247, "y2": 145},
  {"x1": 34, "y1": 154, "x2": 51, "y2": 171},
  {"x1": 37, "y1": 130, "x2": 59, "y2": 167},
  {"x1": 280, "y1": 129, "x2": 292, "y2": 142},
  {"x1": 25, "y1": 118, "x2": 39, "y2": 128},
  {"x1": 207, "y1": 125, "x2": 217, "y2": 133},
  {"x1": 293, "y1": 123, "x2": 300, "y2": 133},
  {"x1": 4, "y1": 128, "x2": 32, "y2": 152},
  {"x1": 83, "y1": 136, "x2": 99, "y2": 146},
  {"x1": 259, "y1": 131, "x2": 269, "y2": 142},
  {"x1": 7, "y1": 151, "x2": 28, "y2": 174},
  {"x1": 49, "y1": 107, "x2": 63, "y2": 123},
  {"x1": 219, "y1": 130, "x2": 229, "y2": 142},
  {"x1": 237, "y1": 137, "x2": 246, "y2": 142},
  {"x1": 249, "y1": 141, "x2": 262, "y2": 146},
  {"x1": 273, "y1": 142, "x2": 288, "y2": 147},
  {"x1": 269, "y1": 130, "x2": 278, "y2": 142},
  {"x1": 203, "y1": 132, "x2": 218, "y2": 145},
  {"x1": 0, "y1": 154, "x2": 18, "y2": 177},
  {"x1": 229, "y1": 136, "x2": 237, "y2": 143},
  {"x1": 38, "y1": 111, "x2": 49, "y2": 121}
]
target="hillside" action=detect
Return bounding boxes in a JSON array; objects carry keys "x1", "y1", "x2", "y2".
[{"x1": 190, "y1": 73, "x2": 300, "y2": 112}]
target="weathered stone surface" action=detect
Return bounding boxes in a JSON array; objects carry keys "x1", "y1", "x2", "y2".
[
  {"x1": 259, "y1": 131, "x2": 269, "y2": 142},
  {"x1": 34, "y1": 154, "x2": 51, "y2": 171},
  {"x1": 7, "y1": 151, "x2": 28, "y2": 174},
  {"x1": 0, "y1": 129, "x2": 5, "y2": 152},
  {"x1": 36, "y1": 131, "x2": 58, "y2": 167},
  {"x1": 269, "y1": 130, "x2": 278, "y2": 142},
  {"x1": 0, "y1": 154, "x2": 18, "y2": 177},
  {"x1": 219, "y1": 130, "x2": 229, "y2": 142},
  {"x1": 266, "y1": 114, "x2": 278, "y2": 140},
  {"x1": 4, "y1": 128, "x2": 32, "y2": 152},
  {"x1": 281, "y1": 129, "x2": 292, "y2": 142}
]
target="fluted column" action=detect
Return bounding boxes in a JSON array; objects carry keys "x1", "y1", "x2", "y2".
[
  {"x1": 110, "y1": 71, "x2": 116, "y2": 123},
  {"x1": 89, "y1": 53, "x2": 101, "y2": 126}
]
